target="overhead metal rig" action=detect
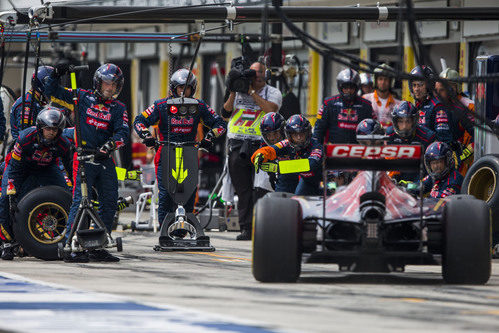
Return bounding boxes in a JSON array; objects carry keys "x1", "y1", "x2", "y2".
[{"x1": 1, "y1": 4, "x2": 499, "y2": 26}]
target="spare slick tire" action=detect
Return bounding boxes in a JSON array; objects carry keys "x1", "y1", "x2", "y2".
[
  {"x1": 462, "y1": 154, "x2": 499, "y2": 236},
  {"x1": 13, "y1": 186, "x2": 72, "y2": 260}
]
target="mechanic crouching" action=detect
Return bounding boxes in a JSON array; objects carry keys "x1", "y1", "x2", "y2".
[
  {"x1": 255, "y1": 112, "x2": 287, "y2": 195},
  {"x1": 420, "y1": 142, "x2": 463, "y2": 198},
  {"x1": 252, "y1": 115, "x2": 323, "y2": 196},
  {"x1": 0, "y1": 107, "x2": 71, "y2": 260},
  {"x1": 133, "y1": 69, "x2": 226, "y2": 229},
  {"x1": 44, "y1": 63, "x2": 129, "y2": 263},
  {"x1": 386, "y1": 101, "x2": 435, "y2": 150}
]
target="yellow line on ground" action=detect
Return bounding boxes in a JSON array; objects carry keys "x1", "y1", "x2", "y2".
[
  {"x1": 461, "y1": 310, "x2": 499, "y2": 316},
  {"x1": 382, "y1": 297, "x2": 427, "y2": 303},
  {"x1": 184, "y1": 252, "x2": 251, "y2": 261}
]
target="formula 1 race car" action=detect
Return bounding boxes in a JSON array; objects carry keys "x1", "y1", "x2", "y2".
[{"x1": 252, "y1": 142, "x2": 491, "y2": 284}]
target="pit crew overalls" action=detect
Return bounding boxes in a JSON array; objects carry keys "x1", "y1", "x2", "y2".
[
  {"x1": 0, "y1": 127, "x2": 71, "y2": 242},
  {"x1": 44, "y1": 76, "x2": 130, "y2": 233},
  {"x1": 421, "y1": 169, "x2": 464, "y2": 198},
  {"x1": 415, "y1": 96, "x2": 453, "y2": 144},
  {"x1": 254, "y1": 138, "x2": 323, "y2": 196},
  {"x1": 133, "y1": 97, "x2": 226, "y2": 225},
  {"x1": 313, "y1": 94, "x2": 375, "y2": 144}
]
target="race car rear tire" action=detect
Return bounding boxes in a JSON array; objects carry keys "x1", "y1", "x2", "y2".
[
  {"x1": 262, "y1": 192, "x2": 295, "y2": 199},
  {"x1": 13, "y1": 186, "x2": 72, "y2": 261},
  {"x1": 252, "y1": 197, "x2": 302, "y2": 282},
  {"x1": 462, "y1": 154, "x2": 499, "y2": 236},
  {"x1": 442, "y1": 195, "x2": 491, "y2": 284}
]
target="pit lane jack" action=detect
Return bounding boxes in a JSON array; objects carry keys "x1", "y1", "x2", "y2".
[{"x1": 153, "y1": 140, "x2": 215, "y2": 252}]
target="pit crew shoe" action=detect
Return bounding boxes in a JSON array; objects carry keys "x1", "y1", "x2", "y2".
[
  {"x1": 236, "y1": 229, "x2": 252, "y2": 241},
  {"x1": 1, "y1": 243, "x2": 14, "y2": 261},
  {"x1": 63, "y1": 251, "x2": 90, "y2": 263},
  {"x1": 88, "y1": 249, "x2": 120, "y2": 262}
]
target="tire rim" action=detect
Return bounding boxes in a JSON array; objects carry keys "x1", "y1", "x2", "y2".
[
  {"x1": 27, "y1": 203, "x2": 67, "y2": 245},
  {"x1": 468, "y1": 166, "x2": 496, "y2": 203}
]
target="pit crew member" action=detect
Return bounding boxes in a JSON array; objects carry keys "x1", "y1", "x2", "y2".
[
  {"x1": 421, "y1": 141, "x2": 463, "y2": 198},
  {"x1": 0, "y1": 107, "x2": 71, "y2": 260},
  {"x1": 133, "y1": 69, "x2": 226, "y2": 230},
  {"x1": 44, "y1": 63, "x2": 129, "y2": 263},
  {"x1": 362, "y1": 63, "x2": 401, "y2": 128},
  {"x1": 313, "y1": 68, "x2": 375, "y2": 144},
  {"x1": 252, "y1": 115, "x2": 322, "y2": 196}
]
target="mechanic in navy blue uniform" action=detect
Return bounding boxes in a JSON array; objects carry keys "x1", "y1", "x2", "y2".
[
  {"x1": 421, "y1": 142, "x2": 463, "y2": 198},
  {"x1": 386, "y1": 101, "x2": 435, "y2": 150},
  {"x1": 385, "y1": 101, "x2": 435, "y2": 183},
  {"x1": 356, "y1": 118, "x2": 385, "y2": 142},
  {"x1": 10, "y1": 66, "x2": 58, "y2": 141},
  {"x1": 409, "y1": 65, "x2": 453, "y2": 144},
  {"x1": 252, "y1": 115, "x2": 323, "y2": 196},
  {"x1": 0, "y1": 95, "x2": 5, "y2": 144},
  {"x1": 313, "y1": 68, "x2": 375, "y2": 144},
  {"x1": 0, "y1": 107, "x2": 70, "y2": 260},
  {"x1": 256, "y1": 112, "x2": 286, "y2": 193},
  {"x1": 44, "y1": 63, "x2": 129, "y2": 263},
  {"x1": 133, "y1": 69, "x2": 226, "y2": 227}
]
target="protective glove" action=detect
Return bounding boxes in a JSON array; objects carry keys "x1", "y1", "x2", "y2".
[
  {"x1": 260, "y1": 162, "x2": 278, "y2": 173},
  {"x1": 198, "y1": 131, "x2": 215, "y2": 151},
  {"x1": 253, "y1": 153, "x2": 265, "y2": 174},
  {"x1": 95, "y1": 140, "x2": 116, "y2": 161},
  {"x1": 6, "y1": 180, "x2": 16, "y2": 196},
  {"x1": 460, "y1": 145, "x2": 473, "y2": 162},
  {"x1": 142, "y1": 136, "x2": 157, "y2": 148},
  {"x1": 54, "y1": 63, "x2": 71, "y2": 78}
]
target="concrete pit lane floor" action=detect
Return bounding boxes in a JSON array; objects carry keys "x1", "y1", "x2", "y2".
[{"x1": 0, "y1": 212, "x2": 498, "y2": 333}]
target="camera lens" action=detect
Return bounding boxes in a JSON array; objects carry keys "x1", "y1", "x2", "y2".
[
  {"x1": 189, "y1": 105, "x2": 197, "y2": 115},
  {"x1": 179, "y1": 105, "x2": 188, "y2": 115}
]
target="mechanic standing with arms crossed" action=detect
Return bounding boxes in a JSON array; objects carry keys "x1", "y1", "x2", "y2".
[
  {"x1": 314, "y1": 68, "x2": 375, "y2": 145},
  {"x1": 134, "y1": 69, "x2": 226, "y2": 230},
  {"x1": 222, "y1": 61, "x2": 282, "y2": 240},
  {"x1": 44, "y1": 63, "x2": 129, "y2": 263}
]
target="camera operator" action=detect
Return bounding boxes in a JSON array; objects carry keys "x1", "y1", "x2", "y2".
[{"x1": 222, "y1": 61, "x2": 282, "y2": 241}]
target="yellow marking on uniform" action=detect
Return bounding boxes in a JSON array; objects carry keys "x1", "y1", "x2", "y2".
[
  {"x1": 51, "y1": 97, "x2": 74, "y2": 111},
  {"x1": 433, "y1": 198, "x2": 446, "y2": 211},
  {"x1": 184, "y1": 252, "x2": 251, "y2": 262}
]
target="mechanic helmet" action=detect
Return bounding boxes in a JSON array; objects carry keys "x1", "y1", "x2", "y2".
[
  {"x1": 424, "y1": 141, "x2": 454, "y2": 181},
  {"x1": 285, "y1": 114, "x2": 312, "y2": 150},
  {"x1": 337, "y1": 68, "x2": 360, "y2": 102},
  {"x1": 373, "y1": 63, "x2": 395, "y2": 89},
  {"x1": 439, "y1": 68, "x2": 462, "y2": 95},
  {"x1": 409, "y1": 65, "x2": 435, "y2": 95},
  {"x1": 93, "y1": 63, "x2": 124, "y2": 101},
  {"x1": 170, "y1": 68, "x2": 197, "y2": 98},
  {"x1": 32, "y1": 66, "x2": 54, "y2": 99},
  {"x1": 36, "y1": 106, "x2": 65, "y2": 146},
  {"x1": 359, "y1": 72, "x2": 373, "y2": 89},
  {"x1": 260, "y1": 112, "x2": 285, "y2": 146},
  {"x1": 356, "y1": 119, "x2": 385, "y2": 145},
  {"x1": 391, "y1": 101, "x2": 418, "y2": 139}
]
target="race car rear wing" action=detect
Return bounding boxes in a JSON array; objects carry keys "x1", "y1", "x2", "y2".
[{"x1": 325, "y1": 144, "x2": 423, "y2": 172}]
